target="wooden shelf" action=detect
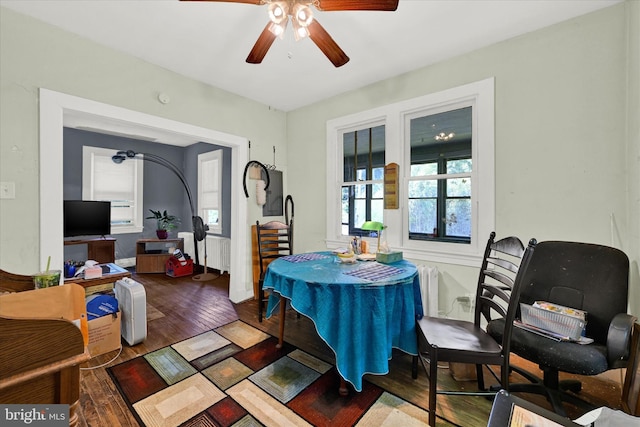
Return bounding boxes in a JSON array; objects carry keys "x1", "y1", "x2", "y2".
[
  {"x1": 64, "y1": 238, "x2": 116, "y2": 264},
  {"x1": 136, "y1": 238, "x2": 183, "y2": 274}
]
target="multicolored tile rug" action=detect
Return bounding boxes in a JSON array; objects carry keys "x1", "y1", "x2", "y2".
[{"x1": 108, "y1": 320, "x2": 429, "y2": 427}]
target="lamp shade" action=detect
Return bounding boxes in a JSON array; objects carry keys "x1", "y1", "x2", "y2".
[
  {"x1": 361, "y1": 221, "x2": 385, "y2": 253},
  {"x1": 361, "y1": 221, "x2": 385, "y2": 232}
]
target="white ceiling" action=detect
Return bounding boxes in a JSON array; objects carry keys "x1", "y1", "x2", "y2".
[{"x1": 2, "y1": 0, "x2": 622, "y2": 113}]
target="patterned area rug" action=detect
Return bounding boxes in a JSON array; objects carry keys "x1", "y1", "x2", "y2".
[{"x1": 108, "y1": 320, "x2": 429, "y2": 427}]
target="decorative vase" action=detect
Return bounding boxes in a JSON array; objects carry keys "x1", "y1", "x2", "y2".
[{"x1": 156, "y1": 230, "x2": 168, "y2": 239}]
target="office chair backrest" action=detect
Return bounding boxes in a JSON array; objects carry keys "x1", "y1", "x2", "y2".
[{"x1": 517, "y1": 241, "x2": 629, "y2": 345}]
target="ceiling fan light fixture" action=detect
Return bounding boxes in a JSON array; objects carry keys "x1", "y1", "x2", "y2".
[
  {"x1": 434, "y1": 132, "x2": 456, "y2": 141},
  {"x1": 292, "y1": 18, "x2": 309, "y2": 40},
  {"x1": 268, "y1": 1, "x2": 288, "y2": 25},
  {"x1": 293, "y1": 3, "x2": 313, "y2": 27},
  {"x1": 268, "y1": 18, "x2": 288, "y2": 38}
]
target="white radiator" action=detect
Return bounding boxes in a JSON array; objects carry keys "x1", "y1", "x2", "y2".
[
  {"x1": 419, "y1": 265, "x2": 439, "y2": 317},
  {"x1": 179, "y1": 232, "x2": 231, "y2": 274}
]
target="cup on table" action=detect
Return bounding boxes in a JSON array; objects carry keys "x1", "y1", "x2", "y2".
[{"x1": 33, "y1": 270, "x2": 61, "y2": 288}]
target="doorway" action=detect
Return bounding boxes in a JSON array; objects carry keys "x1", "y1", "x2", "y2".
[{"x1": 39, "y1": 89, "x2": 252, "y2": 302}]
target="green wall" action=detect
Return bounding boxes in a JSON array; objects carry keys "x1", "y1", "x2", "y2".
[{"x1": 286, "y1": 2, "x2": 640, "y2": 317}]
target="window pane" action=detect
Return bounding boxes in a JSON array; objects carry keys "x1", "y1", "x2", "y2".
[
  {"x1": 409, "y1": 199, "x2": 437, "y2": 234},
  {"x1": 372, "y1": 167, "x2": 384, "y2": 180},
  {"x1": 341, "y1": 124, "x2": 385, "y2": 235},
  {"x1": 447, "y1": 159, "x2": 472, "y2": 174},
  {"x1": 445, "y1": 199, "x2": 471, "y2": 238},
  {"x1": 341, "y1": 187, "x2": 349, "y2": 224},
  {"x1": 411, "y1": 163, "x2": 437, "y2": 177},
  {"x1": 204, "y1": 209, "x2": 219, "y2": 226},
  {"x1": 408, "y1": 180, "x2": 437, "y2": 198},
  {"x1": 446, "y1": 177, "x2": 471, "y2": 197},
  {"x1": 372, "y1": 183, "x2": 383, "y2": 199},
  {"x1": 354, "y1": 183, "x2": 366, "y2": 199},
  {"x1": 354, "y1": 199, "x2": 366, "y2": 228},
  {"x1": 343, "y1": 125, "x2": 385, "y2": 182},
  {"x1": 371, "y1": 200, "x2": 384, "y2": 223}
]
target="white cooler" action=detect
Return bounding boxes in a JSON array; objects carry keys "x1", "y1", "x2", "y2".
[{"x1": 114, "y1": 277, "x2": 147, "y2": 345}]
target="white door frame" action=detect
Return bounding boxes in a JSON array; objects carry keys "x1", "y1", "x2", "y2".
[{"x1": 39, "y1": 88, "x2": 252, "y2": 302}]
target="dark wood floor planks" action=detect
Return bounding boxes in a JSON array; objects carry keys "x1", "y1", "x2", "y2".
[{"x1": 75, "y1": 271, "x2": 623, "y2": 427}]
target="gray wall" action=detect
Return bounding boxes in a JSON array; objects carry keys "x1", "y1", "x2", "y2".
[{"x1": 63, "y1": 128, "x2": 231, "y2": 261}]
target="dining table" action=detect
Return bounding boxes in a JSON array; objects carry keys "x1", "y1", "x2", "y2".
[{"x1": 263, "y1": 251, "x2": 423, "y2": 394}]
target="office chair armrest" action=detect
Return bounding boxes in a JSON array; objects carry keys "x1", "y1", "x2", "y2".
[{"x1": 607, "y1": 313, "x2": 638, "y2": 368}]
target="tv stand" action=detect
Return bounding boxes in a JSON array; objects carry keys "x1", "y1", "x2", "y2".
[{"x1": 64, "y1": 237, "x2": 115, "y2": 264}]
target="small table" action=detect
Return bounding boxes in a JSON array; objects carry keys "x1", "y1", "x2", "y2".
[
  {"x1": 64, "y1": 263, "x2": 131, "y2": 295},
  {"x1": 136, "y1": 238, "x2": 184, "y2": 273},
  {"x1": 264, "y1": 252, "x2": 423, "y2": 393}
]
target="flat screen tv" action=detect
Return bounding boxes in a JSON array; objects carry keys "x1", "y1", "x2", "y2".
[{"x1": 64, "y1": 200, "x2": 111, "y2": 238}]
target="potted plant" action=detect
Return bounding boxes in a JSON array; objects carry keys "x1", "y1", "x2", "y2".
[{"x1": 146, "y1": 209, "x2": 180, "y2": 239}]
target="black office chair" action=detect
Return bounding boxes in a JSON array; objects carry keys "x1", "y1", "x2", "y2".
[
  {"x1": 415, "y1": 232, "x2": 534, "y2": 427},
  {"x1": 487, "y1": 241, "x2": 636, "y2": 416},
  {"x1": 622, "y1": 322, "x2": 640, "y2": 416},
  {"x1": 255, "y1": 220, "x2": 293, "y2": 322}
]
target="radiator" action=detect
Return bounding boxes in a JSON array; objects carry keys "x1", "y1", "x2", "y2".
[
  {"x1": 419, "y1": 265, "x2": 439, "y2": 317},
  {"x1": 179, "y1": 232, "x2": 231, "y2": 274}
]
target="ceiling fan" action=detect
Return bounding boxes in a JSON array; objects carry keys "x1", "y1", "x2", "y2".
[{"x1": 181, "y1": 0, "x2": 399, "y2": 67}]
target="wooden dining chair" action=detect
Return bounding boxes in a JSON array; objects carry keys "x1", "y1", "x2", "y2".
[
  {"x1": 0, "y1": 269, "x2": 35, "y2": 293},
  {"x1": 415, "y1": 233, "x2": 533, "y2": 427},
  {"x1": 255, "y1": 220, "x2": 293, "y2": 322}
]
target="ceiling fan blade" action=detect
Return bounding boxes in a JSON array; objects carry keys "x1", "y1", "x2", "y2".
[
  {"x1": 246, "y1": 23, "x2": 277, "y2": 64},
  {"x1": 315, "y1": 0, "x2": 398, "y2": 11},
  {"x1": 179, "y1": 0, "x2": 264, "y2": 4},
  {"x1": 307, "y1": 20, "x2": 349, "y2": 68}
]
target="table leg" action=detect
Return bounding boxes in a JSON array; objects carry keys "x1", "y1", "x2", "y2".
[
  {"x1": 276, "y1": 295, "x2": 286, "y2": 349},
  {"x1": 339, "y1": 377, "x2": 348, "y2": 396}
]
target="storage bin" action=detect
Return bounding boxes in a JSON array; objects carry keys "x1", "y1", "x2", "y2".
[{"x1": 520, "y1": 303, "x2": 585, "y2": 341}]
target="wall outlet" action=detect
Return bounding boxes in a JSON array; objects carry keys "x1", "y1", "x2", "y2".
[
  {"x1": 456, "y1": 294, "x2": 474, "y2": 312},
  {"x1": 0, "y1": 182, "x2": 16, "y2": 199}
]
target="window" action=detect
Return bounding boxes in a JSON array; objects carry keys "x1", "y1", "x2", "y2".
[
  {"x1": 82, "y1": 146, "x2": 144, "y2": 234},
  {"x1": 198, "y1": 150, "x2": 222, "y2": 234},
  {"x1": 408, "y1": 106, "x2": 472, "y2": 243},
  {"x1": 326, "y1": 78, "x2": 495, "y2": 266},
  {"x1": 341, "y1": 125, "x2": 385, "y2": 236}
]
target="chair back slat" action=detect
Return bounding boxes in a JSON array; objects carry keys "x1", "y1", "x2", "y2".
[
  {"x1": 475, "y1": 232, "x2": 525, "y2": 326},
  {"x1": 256, "y1": 220, "x2": 293, "y2": 280}
]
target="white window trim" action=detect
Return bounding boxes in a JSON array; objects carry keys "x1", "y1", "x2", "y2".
[
  {"x1": 198, "y1": 149, "x2": 223, "y2": 234},
  {"x1": 82, "y1": 145, "x2": 144, "y2": 234},
  {"x1": 326, "y1": 78, "x2": 495, "y2": 266}
]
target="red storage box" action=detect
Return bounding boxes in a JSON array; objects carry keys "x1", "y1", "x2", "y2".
[{"x1": 165, "y1": 256, "x2": 193, "y2": 277}]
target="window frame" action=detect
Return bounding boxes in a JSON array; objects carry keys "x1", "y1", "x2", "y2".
[
  {"x1": 326, "y1": 78, "x2": 495, "y2": 266},
  {"x1": 82, "y1": 145, "x2": 144, "y2": 234}
]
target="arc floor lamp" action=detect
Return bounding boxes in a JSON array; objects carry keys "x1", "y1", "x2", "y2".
[{"x1": 112, "y1": 150, "x2": 216, "y2": 281}]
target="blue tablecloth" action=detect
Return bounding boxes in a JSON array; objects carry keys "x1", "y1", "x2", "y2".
[{"x1": 264, "y1": 251, "x2": 423, "y2": 391}]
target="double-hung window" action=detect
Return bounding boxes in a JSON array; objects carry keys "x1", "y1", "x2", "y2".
[
  {"x1": 198, "y1": 150, "x2": 222, "y2": 234},
  {"x1": 327, "y1": 78, "x2": 494, "y2": 266},
  {"x1": 408, "y1": 106, "x2": 472, "y2": 243},
  {"x1": 82, "y1": 146, "x2": 144, "y2": 234}
]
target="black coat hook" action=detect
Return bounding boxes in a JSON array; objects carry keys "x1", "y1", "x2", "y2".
[{"x1": 243, "y1": 160, "x2": 270, "y2": 198}]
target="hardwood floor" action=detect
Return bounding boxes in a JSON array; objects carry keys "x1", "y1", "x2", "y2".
[{"x1": 76, "y1": 271, "x2": 624, "y2": 427}]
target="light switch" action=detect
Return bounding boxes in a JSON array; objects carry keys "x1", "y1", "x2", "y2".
[{"x1": 0, "y1": 182, "x2": 16, "y2": 199}]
